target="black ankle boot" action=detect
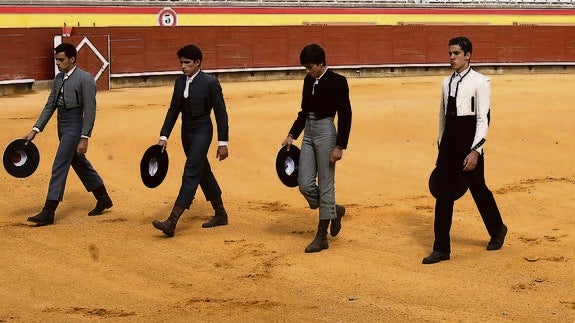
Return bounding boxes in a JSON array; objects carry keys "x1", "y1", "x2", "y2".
[
  {"x1": 305, "y1": 219, "x2": 330, "y2": 253},
  {"x1": 27, "y1": 200, "x2": 59, "y2": 226},
  {"x1": 202, "y1": 196, "x2": 228, "y2": 228},
  {"x1": 152, "y1": 205, "x2": 185, "y2": 237},
  {"x1": 330, "y1": 204, "x2": 346, "y2": 237},
  {"x1": 88, "y1": 184, "x2": 113, "y2": 216}
]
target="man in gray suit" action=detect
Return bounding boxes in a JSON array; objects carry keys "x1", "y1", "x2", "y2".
[
  {"x1": 25, "y1": 43, "x2": 112, "y2": 226},
  {"x1": 152, "y1": 44, "x2": 229, "y2": 237}
]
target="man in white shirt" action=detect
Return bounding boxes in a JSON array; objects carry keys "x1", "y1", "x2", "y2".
[{"x1": 422, "y1": 36, "x2": 507, "y2": 264}]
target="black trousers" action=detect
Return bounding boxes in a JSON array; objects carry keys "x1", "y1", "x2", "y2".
[
  {"x1": 433, "y1": 155, "x2": 504, "y2": 253},
  {"x1": 174, "y1": 114, "x2": 222, "y2": 209}
]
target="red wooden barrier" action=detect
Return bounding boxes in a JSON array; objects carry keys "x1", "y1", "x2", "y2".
[{"x1": 2, "y1": 25, "x2": 575, "y2": 84}]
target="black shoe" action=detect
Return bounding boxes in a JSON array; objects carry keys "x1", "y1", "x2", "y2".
[
  {"x1": 486, "y1": 224, "x2": 508, "y2": 251},
  {"x1": 88, "y1": 196, "x2": 113, "y2": 216},
  {"x1": 201, "y1": 216, "x2": 228, "y2": 228},
  {"x1": 330, "y1": 204, "x2": 346, "y2": 237},
  {"x1": 27, "y1": 210, "x2": 54, "y2": 226},
  {"x1": 422, "y1": 251, "x2": 450, "y2": 264},
  {"x1": 305, "y1": 234, "x2": 329, "y2": 253}
]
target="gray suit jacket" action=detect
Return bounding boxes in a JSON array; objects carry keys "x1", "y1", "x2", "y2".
[{"x1": 34, "y1": 67, "x2": 97, "y2": 137}]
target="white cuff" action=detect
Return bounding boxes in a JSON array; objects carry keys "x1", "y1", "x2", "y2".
[
  {"x1": 159, "y1": 136, "x2": 168, "y2": 142},
  {"x1": 32, "y1": 127, "x2": 40, "y2": 133},
  {"x1": 218, "y1": 141, "x2": 228, "y2": 146}
]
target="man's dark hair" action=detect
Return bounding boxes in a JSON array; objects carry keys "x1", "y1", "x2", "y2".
[
  {"x1": 55, "y1": 43, "x2": 77, "y2": 59},
  {"x1": 177, "y1": 44, "x2": 203, "y2": 62},
  {"x1": 300, "y1": 43, "x2": 326, "y2": 66},
  {"x1": 449, "y1": 37, "x2": 473, "y2": 54}
]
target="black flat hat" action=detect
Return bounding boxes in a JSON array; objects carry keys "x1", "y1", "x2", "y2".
[
  {"x1": 276, "y1": 145, "x2": 300, "y2": 188},
  {"x1": 428, "y1": 167, "x2": 468, "y2": 201},
  {"x1": 140, "y1": 145, "x2": 169, "y2": 188},
  {"x1": 3, "y1": 139, "x2": 40, "y2": 178}
]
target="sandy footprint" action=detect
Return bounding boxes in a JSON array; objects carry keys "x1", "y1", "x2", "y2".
[
  {"x1": 213, "y1": 240, "x2": 281, "y2": 279},
  {"x1": 559, "y1": 301, "x2": 575, "y2": 310},
  {"x1": 42, "y1": 306, "x2": 136, "y2": 318},
  {"x1": 518, "y1": 235, "x2": 540, "y2": 245},
  {"x1": 182, "y1": 297, "x2": 283, "y2": 310},
  {"x1": 495, "y1": 176, "x2": 575, "y2": 194},
  {"x1": 511, "y1": 278, "x2": 545, "y2": 292},
  {"x1": 247, "y1": 201, "x2": 289, "y2": 212},
  {"x1": 524, "y1": 256, "x2": 567, "y2": 263}
]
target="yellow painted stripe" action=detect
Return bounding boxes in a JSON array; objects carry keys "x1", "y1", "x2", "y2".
[
  {"x1": 177, "y1": 14, "x2": 575, "y2": 26},
  {"x1": 1, "y1": 14, "x2": 154, "y2": 28},
  {"x1": 1, "y1": 13, "x2": 574, "y2": 28}
]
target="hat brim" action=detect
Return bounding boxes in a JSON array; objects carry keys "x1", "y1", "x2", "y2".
[
  {"x1": 140, "y1": 145, "x2": 169, "y2": 188},
  {"x1": 3, "y1": 139, "x2": 40, "y2": 178},
  {"x1": 429, "y1": 167, "x2": 468, "y2": 201},
  {"x1": 276, "y1": 145, "x2": 300, "y2": 188}
]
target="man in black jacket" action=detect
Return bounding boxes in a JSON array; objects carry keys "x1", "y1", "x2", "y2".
[
  {"x1": 152, "y1": 44, "x2": 230, "y2": 237},
  {"x1": 282, "y1": 43, "x2": 352, "y2": 253}
]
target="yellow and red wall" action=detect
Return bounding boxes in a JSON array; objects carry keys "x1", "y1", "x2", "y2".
[{"x1": 2, "y1": 5, "x2": 575, "y2": 85}]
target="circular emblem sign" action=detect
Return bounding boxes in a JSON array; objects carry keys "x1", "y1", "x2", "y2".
[{"x1": 158, "y1": 7, "x2": 177, "y2": 27}]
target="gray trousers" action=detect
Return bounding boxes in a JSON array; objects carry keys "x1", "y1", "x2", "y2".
[
  {"x1": 298, "y1": 115, "x2": 337, "y2": 220},
  {"x1": 47, "y1": 107, "x2": 103, "y2": 201}
]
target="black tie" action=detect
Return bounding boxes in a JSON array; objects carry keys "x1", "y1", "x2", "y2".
[{"x1": 55, "y1": 74, "x2": 68, "y2": 108}]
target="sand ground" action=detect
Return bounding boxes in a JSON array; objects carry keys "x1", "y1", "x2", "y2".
[{"x1": 1, "y1": 73, "x2": 574, "y2": 322}]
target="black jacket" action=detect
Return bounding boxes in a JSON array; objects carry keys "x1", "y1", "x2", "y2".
[
  {"x1": 288, "y1": 69, "x2": 352, "y2": 149},
  {"x1": 160, "y1": 71, "x2": 229, "y2": 142}
]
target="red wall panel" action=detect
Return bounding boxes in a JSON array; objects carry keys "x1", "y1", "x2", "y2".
[
  {"x1": 0, "y1": 28, "x2": 60, "y2": 81},
  {"x1": 3, "y1": 25, "x2": 575, "y2": 83}
]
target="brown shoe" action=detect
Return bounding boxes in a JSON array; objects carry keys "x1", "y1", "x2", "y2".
[
  {"x1": 152, "y1": 205, "x2": 185, "y2": 237},
  {"x1": 305, "y1": 219, "x2": 330, "y2": 253},
  {"x1": 203, "y1": 196, "x2": 228, "y2": 228}
]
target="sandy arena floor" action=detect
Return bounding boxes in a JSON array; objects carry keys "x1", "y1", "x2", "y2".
[{"x1": 1, "y1": 73, "x2": 574, "y2": 322}]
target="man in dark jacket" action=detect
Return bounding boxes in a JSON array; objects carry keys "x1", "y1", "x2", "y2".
[
  {"x1": 282, "y1": 43, "x2": 352, "y2": 253},
  {"x1": 152, "y1": 44, "x2": 230, "y2": 237}
]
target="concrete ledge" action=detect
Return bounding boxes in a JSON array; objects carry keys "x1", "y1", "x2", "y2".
[
  {"x1": 0, "y1": 79, "x2": 35, "y2": 96},
  {"x1": 110, "y1": 67, "x2": 308, "y2": 88},
  {"x1": 5, "y1": 62, "x2": 575, "y2": 93},
  {"x1": 108, "y1": 63, "x2": 575, "y2": 89}
]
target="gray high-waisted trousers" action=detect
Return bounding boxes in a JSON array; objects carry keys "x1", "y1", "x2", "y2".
[{"x1": 298, "y1": 115, "x2": 337, "y2": 220}]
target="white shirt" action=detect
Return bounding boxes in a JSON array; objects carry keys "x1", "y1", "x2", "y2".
[
  {"x1": 183, "y1": 70, "x2": 200, "y2": 98},
  {"x1": 312, "y1": 67, "x2": 328, "y2": 95},
  {"x1": 449, "y1": 66, "x2": 470, "y2": 97},
  {"x1": 440, "y1": 68, "x2": 491, "y2": 154}
]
